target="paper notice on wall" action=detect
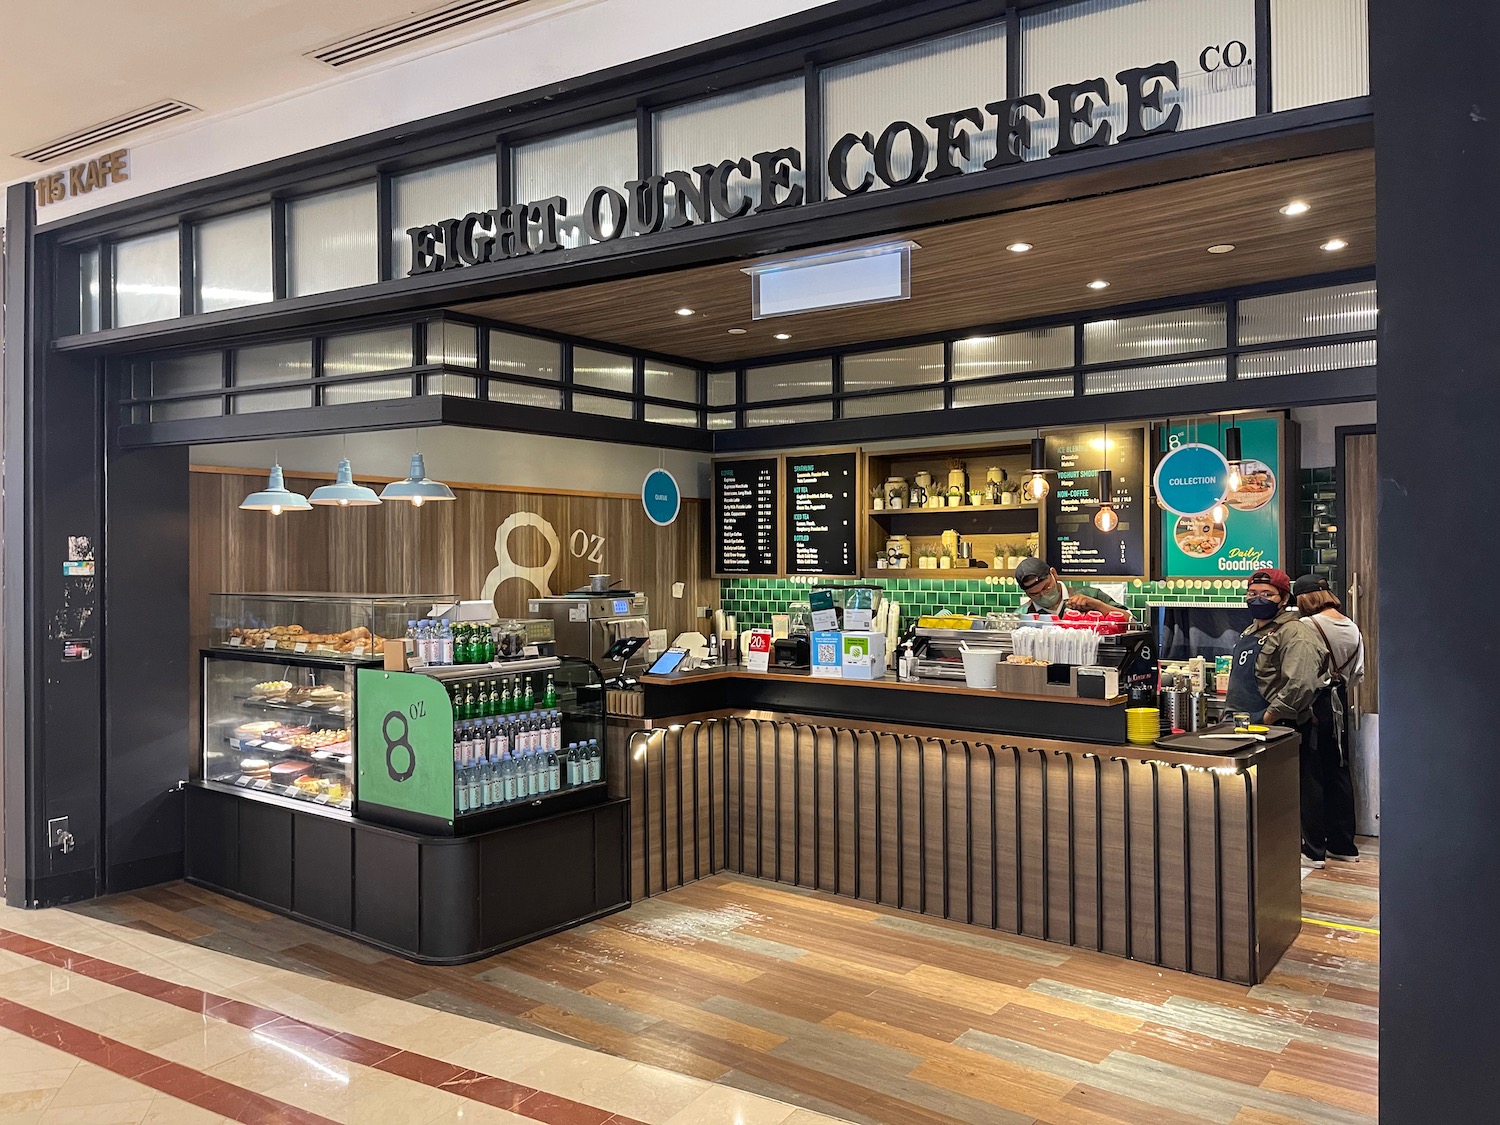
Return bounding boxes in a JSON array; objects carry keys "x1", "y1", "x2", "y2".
[{"x1": 746, "y1": 630, "x2": 774, "y2": 673}]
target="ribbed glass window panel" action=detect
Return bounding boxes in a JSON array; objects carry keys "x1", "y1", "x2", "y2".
[
  {"x1": 489, "y1": 330, "x2": 561, "y2": 380},
  {"x1": 489, "y1": 380, "x2": 563, "y2": 409},
  {"x1": 512, "y1": 119, "x2": 637, "y2": 249},
  {"x1": 323, "y1": 326, "x2": 414, "y2": 377},
  {"x1": 655, "y1": 77, "x2": 804, "y2": 217},
  {"x1": 1238, "y1": 339, "x2": 1376, "y2": 380},
  {"x1": 232, "y1": 388, "x2": 312, "y2": 414},
  {"x1": 707, "y1": 371, "x2": 736, "y2": 408},
  {"x1": 113, "y1": 229, "x2": 180, "y2": 327},
  {"x1": 952, "y1": 327, "x2": 1074, "y2": 380},
  {"x1": 744, "y1": 359, "x2": 834, "y2": 402},
  {"x1": 152, "y1": 353, "x2": 222, "y2": 397},
  {"x1": 1237, "y1": 282, "x2": 1378, "y2": 345},
  {"x1": 79, "y1": 247, "x2": 101, "y2": 332},
  {"x1": 952, "y1": 375, "x2": 1075, "y2": 408},
  {"x1": 842, "y1": 388, "x2": 944, "y2": 418},
  {"x1": 1083, "y1": 356, "x2": 1227, "y2": 395},
  {"x1": 644, "y1": 361, "x2": 697, "y2": 403},
  {"x1": 644, "y1": 403, "x2": 701, "y2": 427},
  {"x1": 822, "y1": 22, "x2": 1006, "y2": 196},
  {"x1": 745, "y1": 401, "x2": 833, "y2": 427},
  {"x1": 323, "y1": 377, "x2": 413, "y2": 405},
  {"x1": 428, "y1": 320, "x2": 478, "y2": 367},
  {"x1": 841, "y1": 343, "x2": 944, "y2": 392},
  {"x1": 233, "y1": 341, "x2": 312, "y2": 387},
  {"x1": 390, "y1": 155, "x2": 496, "y2": 278},
  {"x1": 152, "y1": 399, "x2": 221, "y2": 422},
  {"x1": 1021, "y1": 0, "x2": 1255, "y2": 160},
  {"x1": 1083, "y1": 305, "x2": 1226, "y2": 364},
  {"x1": 573, "y1": 347, "x2": 634, "y2": 394},
  {"x1": 574, "y1": 393, "x2": 635, "y2": 419},
  {"x1": 423, "y1": 373, "x2": 478, "y2": 397},
  {"x1": 288, "y1": 183, "x2": 379, "y2": 296},
  {"x1": 708, "y1": 411, "x2": 737, "y2": 430},
  {"x1": 1272, "y1": 0, "x2": 1369, "y2": 110},
  {"x1": 194, "y1": 207, "x2": 272, "y2": 312}
]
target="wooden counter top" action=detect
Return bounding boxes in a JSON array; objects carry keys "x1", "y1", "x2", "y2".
[{"x1": 641, "y1": 666, "x2": 1126, "y2": 706}]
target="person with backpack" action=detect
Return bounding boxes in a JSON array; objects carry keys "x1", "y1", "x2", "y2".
[{"x1": 1293, "y1": 573, "x2": 1367, "y2": 867}]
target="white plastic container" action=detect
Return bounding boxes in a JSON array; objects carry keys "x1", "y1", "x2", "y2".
[{"x1": 960, "y1": 647, "x2": 1002, "y2": 689}]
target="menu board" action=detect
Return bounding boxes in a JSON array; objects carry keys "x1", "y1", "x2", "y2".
[
  {"x1": 1161, "y1": 416, "x2": 1284, "y2": 577},
  {"x1": 1045, "y1": 426, "x2": 1147, "y2": 577},
  {"x1": 713, "y1": 458, "x2": 779, "y2": 575},
  {"x1": 786, "y1": 452, "x2": 859, "y2": 577}
]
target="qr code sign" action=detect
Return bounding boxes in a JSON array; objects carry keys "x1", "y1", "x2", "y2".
[{"x1": 816, "y1": 642, "x2": 837, "y2": 663}]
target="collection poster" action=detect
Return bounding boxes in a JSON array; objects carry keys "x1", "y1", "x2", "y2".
[{"x1": 1159, "y1": 417, "x2": 1283, "y2": 577}]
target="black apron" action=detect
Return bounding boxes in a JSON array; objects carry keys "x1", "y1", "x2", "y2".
[{"x1": 1226, "y1": 622, "x2": 1280, "y2": 722}]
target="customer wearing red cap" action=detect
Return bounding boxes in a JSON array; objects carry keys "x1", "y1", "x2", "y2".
[{"x1": 1225, "y1": 567, "x2": 1323, "y2": 762}]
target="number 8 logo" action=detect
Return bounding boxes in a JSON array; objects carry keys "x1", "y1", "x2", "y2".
[{"x1": 383, "y1": 710, "x2": 415, "y2": 782}]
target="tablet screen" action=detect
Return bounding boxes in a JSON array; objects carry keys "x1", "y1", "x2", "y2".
[{"x1": 647, "y1": 649, "x2": 688, "y2": 676}]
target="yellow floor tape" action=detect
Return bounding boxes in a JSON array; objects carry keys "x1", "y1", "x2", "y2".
[{"x1": 1301, "y1": 917, "x2": 1380, "y2": 935}]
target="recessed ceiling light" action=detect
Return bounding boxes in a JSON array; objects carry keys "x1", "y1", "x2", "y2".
[
  {"x1": 727, "y1": 328, "x2": 747, "y2": 335},
  {"x1": 1006, "y1": 242, "x2": 1033, "y2": 253},
  {"x1": 1207, "y1": 244, "x2": 1236, "y2": 254},
  {"x1": 773, "y1": 333, "x2": 792, "y2": 341},
  {"x1": 1321, "y1": 238, "x2": 1349, "y2": 252},
  {"x1": 1280, "y1": 200, "x2": 1311, "y2": 217},
  {"x1": 1087, "y1": 280, "x2": 1111, "y2": 290},
  {"x1": 675, "y1": 307, "x2": 695, "y2": 316}
]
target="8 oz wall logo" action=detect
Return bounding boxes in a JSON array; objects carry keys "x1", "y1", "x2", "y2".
[{"x1": 383, "y1": 709, "x2": 416, "y2": 782}]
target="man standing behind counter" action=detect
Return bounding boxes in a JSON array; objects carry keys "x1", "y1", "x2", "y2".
[{"x1": 1014, "y1": 557, "x2": 1123, "y2": 615}]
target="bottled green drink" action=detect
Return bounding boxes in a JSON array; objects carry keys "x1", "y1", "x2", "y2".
[
  {"x1": 521, "y1": 675, "x2": 535, "y2": 711},
  {"x1": 500, "y1": 678, "x2": 514, "y2": 715},
  {"x1": 543, "y1": 673, "x2": 557, "y2": 708},
  {"x1": 462, "y1": 682, "x2": 476, "y2": 721}
]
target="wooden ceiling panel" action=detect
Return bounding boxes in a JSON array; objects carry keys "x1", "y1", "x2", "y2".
[{"x1": 453, "y1": 149, "x2": 1374, "y2": 366}]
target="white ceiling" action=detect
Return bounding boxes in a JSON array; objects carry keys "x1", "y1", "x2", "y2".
[{"x1": 0, "y1": 0, "x2": 562, "y2": 186}]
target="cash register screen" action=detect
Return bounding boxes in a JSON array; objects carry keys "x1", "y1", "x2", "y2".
[{"x1": 647, "y1": 649, "x2": 688, "y2": 676}]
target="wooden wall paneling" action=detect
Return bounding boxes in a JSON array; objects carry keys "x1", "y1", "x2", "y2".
[
  {"x1": 1070, "y1": 754, "x2": 1101, "y2": 953},
  {"x1": 852, "y1": 730, "x2": 878, "y2": 903},
  {"x1": 794, "y1": 725, "x2": 818, "y2": 891},
  {"x1": 897, "y1": 736, "x2": 923, "y2": 913},
  {"x1": 992, "y1": 745, "x2": 1021, "y2": 935},
  {"x1": 760, "y1": 720, "x2": 778, "y2": 881},
  {"x1": 1216, "y1": 775, "x2": 1254, "y2": 985},
  {"x1": 877, "y1": 733, "x2": 900, "y2": 908},
  {"x1": 1045, "y1": 750, "x2": 1072, "y2": 945},
  {"x1": 944, "y1": 741, "x2": 972, "y2": 926},
  {"x1": 660, "y1": 727, "x2": 682, "y2": 891},
  {"x1": 922, "y1": 739, "x2": 946, "y2": 917},
  {"x1": 1186, "y1": 768, "x2": 1222, "y2": 979},
  {"x1": 776, "y1": 723, "x2": 797, "y2": 886},
  {"x1": 1097, "y1": 758, "x2": 1127, "y2": 957},
  {"x1": 1345, "y1": 433, "x2": 1379, "y2": 714},
  {"x1": 691, "y1": 721, "x2": 711, "y2": 883},
  {"x1": 967, "y1": 746, "x2": 995, "y2": 932},
  {"x1": 1155, "y1": 765, "x2": 1190, "y2": 973},
  {"x1": 1128, "y1": 761, "x2": 1162, "y2": 965},
  {"x1": 835, "y1": 729, "x2": 858, "y2": 899},
  {"x1": 1018, "y1": 750, "x2": 1045, "y2": 941}
]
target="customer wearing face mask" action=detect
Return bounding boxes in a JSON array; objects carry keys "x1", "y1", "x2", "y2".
[
  {"x1": 1013, "y1": 557, "x2": 1123, "y2": 615},
  {"x1": 1225, "y1": 567, "x2": 1323, "y2": 730}
]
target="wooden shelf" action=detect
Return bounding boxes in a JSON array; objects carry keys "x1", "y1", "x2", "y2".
[{"x1": 866, "y1": 505, "x2": 1039, "y2": 536}]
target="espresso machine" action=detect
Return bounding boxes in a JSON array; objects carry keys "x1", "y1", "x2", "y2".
[{"x1": 528, "y1": 582, "x2": 651, "y2": 673}]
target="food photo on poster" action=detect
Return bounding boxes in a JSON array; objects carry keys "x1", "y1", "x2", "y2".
[{"x1": 1156, "y1": 416, "x2": 1284, "y2": 577}]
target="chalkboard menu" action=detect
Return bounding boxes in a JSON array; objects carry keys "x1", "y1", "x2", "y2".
[
  {"x1": 1045, "y1": 426, "x2": 1147, "y2": 577},
  {"x1": 713, "y1": 458, "x2": 779, "y2": 575},
  {"x1": 786, "y1": 451, "x2": 859, "y2": 577}
]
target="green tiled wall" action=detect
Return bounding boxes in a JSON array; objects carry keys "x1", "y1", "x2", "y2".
[
  {"x1": 1297, "y1": 467, "x2": 1340, "y2": 589},
  {"x1": 718, "y1": 575, "x2": 1248, "y2": 631}
]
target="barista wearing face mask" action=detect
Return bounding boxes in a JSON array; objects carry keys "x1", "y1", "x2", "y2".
[
  {"x1": 1225, "y1": 568, "x2": 1322, "y2": 727},
  {"x1": 1013, "y1": 557, "x2": 1123, "y2": 615}
]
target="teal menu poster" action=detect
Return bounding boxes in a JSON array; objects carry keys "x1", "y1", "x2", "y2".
[{"x1": 1160, "y1": 417, "x2": 1283, "y2": 578}]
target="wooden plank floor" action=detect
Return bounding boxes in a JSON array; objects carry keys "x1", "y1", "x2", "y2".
[{"x1": 69, "y1": 842, "x2": 1380, "y2": 1125}]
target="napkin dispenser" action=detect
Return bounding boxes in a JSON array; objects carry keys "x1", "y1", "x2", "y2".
[{"x1": 1076, "y1": 666, "x2": 1120, "y2": 700}]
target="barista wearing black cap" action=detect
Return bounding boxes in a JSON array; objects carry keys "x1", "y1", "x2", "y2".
[{"x1": 1014, "y1": 557, "x2": 1123, "y2": 615}]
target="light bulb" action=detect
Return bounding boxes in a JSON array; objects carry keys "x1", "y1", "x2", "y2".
[
  {"x1": 1226, "y1": 464, "x2": 1244, "y2": 492},
  {"x1": 412, "y1": 496, "x2": 425, "y2": 507},
  {"x1": 270, "y1": 504, "x2": 282, "y2": 516},
  {"x1": 339, "y1": 498, "x2": 350, "y2": 507},
  {"x1": 1027, "y1": 473, "x2": 1050, "y2": 501},
  {"x1": 1095, "y1": 505, "x2": 1119, "y2": 533},
  {"x1": 1210, "y1": 500, "x2": 1229, "y2": 525}
]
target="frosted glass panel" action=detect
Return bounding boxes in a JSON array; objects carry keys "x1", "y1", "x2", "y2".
[
  {"x1": 233, "y1": 389, "x2": 311, "y2": 414},
  {"x1": 324, "y1": 377, "x2": 412, "y2": 405},
  {"x1": 823, "y1": 22, "x2": 1006, "y2": 195},
  {"x1": 842, "y1": 343, "x2": 944, "y2": 392},
  {"x1": 233, "y1": 341, "x2": 312, "y2": 387},
  {"x1": 512, "y1": 120, "x2": 637, "y2": 249},
  {"x1": 644, "y1": 361, "x2": 697, "y2": 402},
  {"x1": 707, "y1": 371, "x2": 736, "y2": 407},
  {"x1": 288, "y1": 183, "x2": 379, "y2": 297},
  {"x1": 391, "y1": 156, "x2": 496, "y2": 278},
  {"x1": 1273, "y1": 0, "x2": 1369, "y2": 110},
  {"x1": 489, "y1": 331, "x2": 561, "y2": 380},
  {"x1": 152, "y1": 399, "x2": 221, "y2": 422},
  {"x1": 644, "y1": 403, "x2": 700, "y2": 427},
  {"x1": 746, "y1": 401, "x2": 833, "y2": 427},
  {"x1": 655, "y1": 77, "x2": 804, "y2": 216},
  {"x1": 323, "y1": 327, "x2": 414, "y2": 377},
  {"x1": 490, "y1": 381, "x2": 562, "y2": 409},
  {"x1": 194, "y1": 208, "x2": 272, "y2": 312},
  {"x1": 79, "y1": 247, "x2": 101, "y2": 333},
  {"x1": 1083, "y1": 305, "x2": 1226, "y2": 364},
  {"x1": 1237, "y1": 282, "x2": 1378, "y2": 344},
  {"x1": 429, "y1": 321, "x2": 477, "y2": 367},
  {"x1": 952, "y1": 327, "x2": 1074, "y2": 379},
  {"x1": 152, "y1": 353, "x2": 222, "y2": 397},
  {"x1": 708, "y1": 411, "x2": 736, "y2": 430},
  {"x1": 1021, "y1": 0, "x2": 1255, "y2": 159},
  {"x1": 841, "y1": 388, "x2": 944, "y2": 417},
  {"x1": 573, "y1": 347, "x2": 634, "y2": 393},
  {"x1": 744, "y1": 359, "x2": 833, "y2": 402},
  {"x1": 574, "y1": 393, "x2": 634, "y2": 419},
  {"x1": 425, "y1": 373, "x2": 478, "y2": 398},
  {"x1": 952, "y1": 375, "x2": 1074, "y2": 408},
  {"x1": 1238, "y1": 340, "x2": 1375, "y2": 379},
  {"x1": 1083, "y1": 357, "x2": 1226, "y2": 395},
  {"x1": 113, "y1": 229, "x2": 180, "y2": 327}
]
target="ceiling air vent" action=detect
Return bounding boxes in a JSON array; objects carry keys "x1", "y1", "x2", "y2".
[
  {"x1": 16, "y1": 100, "x2": 197, "y2": 164},
  {"x1": 309, "y1": 0, "x2": 535, "y2": 67}
]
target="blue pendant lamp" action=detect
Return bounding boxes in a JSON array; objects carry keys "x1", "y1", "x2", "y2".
[
  {"x1": 380, "y1": 453, "x2": 456, "y2": 507},
  {"x1": 309, "y1": 459, "x2": 382, "y2": 507},
  {"x1": 240, "y1": 465, "x2": 311, "y2": 515}
]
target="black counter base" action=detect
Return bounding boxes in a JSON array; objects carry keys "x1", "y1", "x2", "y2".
[{"x1": 185, "y1": 782, "x2": 628, "y2": 964}]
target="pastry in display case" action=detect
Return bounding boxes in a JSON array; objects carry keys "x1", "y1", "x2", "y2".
[
  {"x1": 202, "y1": 652, "x2": 358, "y2": 812},
  {"x1": 208, "y1": 592, "x2": 451, "y2": 659}
]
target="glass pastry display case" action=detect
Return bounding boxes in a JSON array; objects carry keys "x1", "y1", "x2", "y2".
[
  {"x1": 202, "y1": 651, "x2": 358, "y2": 812},
  {"x1": 208, "y1": 592, "x2": 451, "y2": 660}
]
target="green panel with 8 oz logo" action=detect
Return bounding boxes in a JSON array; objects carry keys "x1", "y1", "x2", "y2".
[{"x1": 356, "y1": 669, "x2": 455, "y2": 822}]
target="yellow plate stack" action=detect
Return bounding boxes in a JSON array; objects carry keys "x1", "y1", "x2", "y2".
[{"x1": 1126, "y1": 707, "x2": 1160, "y2": 745}]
